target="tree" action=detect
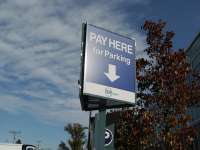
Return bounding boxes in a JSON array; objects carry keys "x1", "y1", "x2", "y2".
[
  {"x1": 58, "y1": 141, "x2": 69, "y2": 150},
  {"x1": 15, "y1": 139, "x2": 22, "y2": 144},
  {"x1": 116, "y1": 20, "x2": 200, "y2": 150},
  {"x1": 64, "y1": 123, "x2": 86, "y2": 150}
]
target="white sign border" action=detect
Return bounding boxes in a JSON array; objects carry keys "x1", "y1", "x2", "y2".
[{"x1": 83, "y1": 82, "x2": 135, "y2": 104}]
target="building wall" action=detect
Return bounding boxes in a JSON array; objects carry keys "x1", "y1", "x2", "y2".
[
  {"x1": 186, "y1": 32, "x2": 200, "y2": 150},
  {"x1": 186, "y1": 32, "x2": 200, "y2": 71}
]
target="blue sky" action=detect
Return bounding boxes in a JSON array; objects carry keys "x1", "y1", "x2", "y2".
[{"x1": 0, "y1": 0, "x2": 200, "y2": 149}]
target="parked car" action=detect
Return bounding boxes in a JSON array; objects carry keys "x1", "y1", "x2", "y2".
[{"x1": 0, "y1": 143, "x2": 36, "y2": 150}]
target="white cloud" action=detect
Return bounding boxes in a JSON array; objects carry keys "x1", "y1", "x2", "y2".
[{"x1": 0, "y1": 0, "x2": 148, "y2": 125}]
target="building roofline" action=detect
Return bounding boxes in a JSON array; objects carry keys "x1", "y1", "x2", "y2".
[{"x1": 186, "y1": 32, "x2": 200, "y2": 53}]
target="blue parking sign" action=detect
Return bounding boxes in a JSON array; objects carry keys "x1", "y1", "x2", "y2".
[{"x1": 83, "y1": 24, "x2": 136, "y2": 103}]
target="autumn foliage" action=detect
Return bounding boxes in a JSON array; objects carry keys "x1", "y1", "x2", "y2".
[{"x1": 115, "y1": 20, "x2": 200, "y2": 150}]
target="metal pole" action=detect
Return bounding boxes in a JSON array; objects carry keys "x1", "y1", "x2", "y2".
[
  {"x1": 88, "y1": 111, "x2": 92, "y2": 150},
  {"x1": 95, "y1": 108, "x2": 106, "y2": 150}
]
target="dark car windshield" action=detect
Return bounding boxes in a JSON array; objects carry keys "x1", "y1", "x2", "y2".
[
  {"x1": 22, "y1": 145, "x2": 36, "y2": 150},
  {"x1": 26, "y1": 146, "x2": 36, "y2": 150}
]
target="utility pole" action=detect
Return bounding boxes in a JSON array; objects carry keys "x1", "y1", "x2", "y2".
[
  {"x1": 9, "y1": 130, "x2": 21, "y2": 143},
  {"x1": 36, "y1": 140, "x2": 42, "y2": 150}
]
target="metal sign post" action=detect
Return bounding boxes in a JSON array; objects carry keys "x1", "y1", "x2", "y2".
[
  {"x1": 95, "y1": 109, "x2": 106, "y2": 150},
  {"x1": 79, "y1": 23, "x2": 136, "y2": 149}
]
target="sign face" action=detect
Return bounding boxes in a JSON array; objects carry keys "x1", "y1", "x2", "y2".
[
  {"x1": 83, "y1": 24, "x2": 136, "y2": 103},
  {"x1": 105, "y1": 128, "x2": 113, "y2": 146}
]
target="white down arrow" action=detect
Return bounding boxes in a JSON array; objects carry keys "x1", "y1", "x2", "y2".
[{"x1": 104, "y1": 64, "x2": 120, "y2": 82}]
